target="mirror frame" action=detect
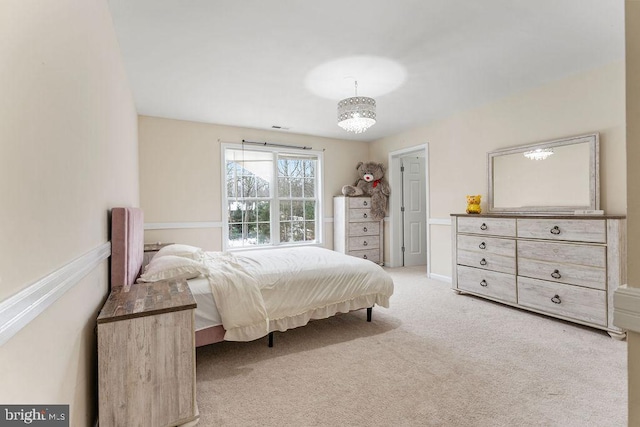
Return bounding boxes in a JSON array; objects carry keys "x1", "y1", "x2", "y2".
[{"x1": 487, "y1": 133, "x2": 599, "y2": 214}]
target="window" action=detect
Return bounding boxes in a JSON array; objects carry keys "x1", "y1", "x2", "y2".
[{"x1": 223, "y1": 145, "x2": 322, "y2": 249}]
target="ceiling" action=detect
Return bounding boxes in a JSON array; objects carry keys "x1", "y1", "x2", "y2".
[{"x1": 107, "y1": 0, "x2": 624, "y2": 142}]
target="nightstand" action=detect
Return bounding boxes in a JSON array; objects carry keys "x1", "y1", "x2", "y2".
[{"x1": 97, "y1": 278, "x2": 199, "y2": 427}]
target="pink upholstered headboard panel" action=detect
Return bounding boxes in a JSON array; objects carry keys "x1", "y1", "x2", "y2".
[{"x1": 111, "y1": 207, "x2": 144, "y2": 288}]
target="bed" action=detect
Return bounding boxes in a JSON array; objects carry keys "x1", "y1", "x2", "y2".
[{"x1": 111, "y1": 207, "x2": 394, "y2": 347}]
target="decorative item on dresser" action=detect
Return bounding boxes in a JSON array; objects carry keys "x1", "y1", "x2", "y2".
[
  {"x1": 450, "y1": 214, "x2": 627, "y2": 339},
  {"x1": 334, "y1": 195, "x2": 384, "y2": 264}
]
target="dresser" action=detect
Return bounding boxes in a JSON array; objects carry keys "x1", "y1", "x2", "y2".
[
  {"x1": 451, "y1": 214, "x2": 626, "y2": 339},
  {"x1": 334, "y1": 196, "x2": 383, "y2": 264},
  {"x1": 97, "y1": 279, "x2": 199, "y2": 427}
]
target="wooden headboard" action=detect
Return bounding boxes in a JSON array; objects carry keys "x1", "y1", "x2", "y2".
[{"x1": 110, "y1": 207, "x2": 144, "y2": 289}]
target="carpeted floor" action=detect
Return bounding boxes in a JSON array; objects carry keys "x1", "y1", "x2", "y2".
[{"x1": 194, "y1": 265, "x2": 627, "y2": 427}]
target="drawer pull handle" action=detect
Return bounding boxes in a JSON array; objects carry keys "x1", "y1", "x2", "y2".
[
  {"x1": 363, "y1": 241, "x2": 368, "y2": 246},
  {"x1": 363, "y1": 201, "x2": 368, "y2": 206},
  {"x1": 479, "y1": 258, "x2": 487, "y2": 266},
  {"x1": 363, "y1": 213, "x2": 368, "y2": 218},
  {"x1": 480, "y1": 280, "x2": 488, "y2": 287},
  {"x1": 551, "y1": 270, "x2": 561, "y2": 279},
  {"x1": 479, "y1": 242, "x2": 486, "y2": 249},
  {"x1": 550, "y1": 226, "x2": 561, "y2": 235},
  {"x1": 551, "y1": 295, "x2": 562, "y2": 304},
  {"x1": 363, "y1": 227, "x2": 368, "y2": 232},
  {"x1": 363, "y1": 254, "x2": 368, "y2": 259},
  {"x1": 480, "y1": 223, "x2": 488, "y2": 230}
]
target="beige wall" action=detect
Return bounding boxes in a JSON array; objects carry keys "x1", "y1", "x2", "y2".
[
  {"x1": 626, "y1": 0, "x2": 640, "y2": 423},
  {"x1": 0, "y1": 0, "x2": 138, "y2": 425},
  {"x1": 139, "y1": 115, "x2": 369, "y2": 250},
  {"x1": 370, "y1": 61, "x2": 626, "y2": 275}
]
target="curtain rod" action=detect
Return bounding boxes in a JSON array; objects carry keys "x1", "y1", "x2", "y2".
[{"x1": 241, "y1": 139, "x2": 313, "y2": 150}]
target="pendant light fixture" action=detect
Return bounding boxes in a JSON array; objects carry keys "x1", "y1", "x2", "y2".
[{"x1": 337, "y1": 81, "x2": 376, "y2": 134}]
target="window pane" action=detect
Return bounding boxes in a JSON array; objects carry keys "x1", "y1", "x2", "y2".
[
  {"x1": 258, "y1": 222, "x2": 271, "y2": 244},
  {"x1": 280, "y1": 201, "x2": 291, "y2": 220},
  {"x1": 304, "y1": 160, "x2": 315, "y2": 178},
  {"x1": 229, "y1": 224, "x2": 243, "y2": 246},
  {"x1": 290, "y1": 160, "x2": 303, "y2": 178},
  {"x1": 240, "y1": 176, "x2": 256, "y2": 198},
  {"x1": 291, "y1": 178, "x2": 303, "y2": 197},
  {"x1": 280, "y1": 221, "x2": 291, "y2": 242},
  {"x1": 257, "y1": 178, "x2": 270, "y2": 197},
  {"x1": 278, "y1": 158, "x2": 289, "y2": 177},
  {"x1": 278, "y1": 177, "x2": 289, "y2": 197},
  {"x1": 304, "y1": 201, "x2": 315, "y2": 220},
  {"x1": 303, "y1": 178, "x2": 314, "y2": 197},
  {"x1": 257, "y1": 201, "x2": 270, "y2": 221},
  {"x1": 228, "y1": 202, "x2": 243, "y2": 223},
  {"x1": 292, "y1": 221, "x2": 304, "y2": 242},
  {"x1": 244, "y1": 201, "x2": 257, "y2": 222},
  {"x1": 226, "y1": 148, "x2": 272, "y2": 198},
  {"x1": 292, "y1": 201, "x2": 303, "y2": 219},
  {"x1": 305, "y1": 221, "x2": 315, "y2": 241},
  {"x1": 246, "y1": 223, "x2": 257, "y2": 245},
  {"x1": 226, "y1": 164, "x2": 236, "y2": 197}
]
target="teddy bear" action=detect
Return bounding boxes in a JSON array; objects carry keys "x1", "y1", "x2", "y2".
[
  {"x1": 342, "y1": 161, "x2": 390, "y2": 220},
  {"x1": 466, "y1": 195, "x2": 482, "y2": 214}
]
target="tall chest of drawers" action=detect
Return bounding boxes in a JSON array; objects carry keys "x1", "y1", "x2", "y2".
[
  {"x1": 451, "y1": 214, "x2": 626, "y2": 338},
  {"x1": 334, "y1": 196, "x2": 383, "y2": 264}
]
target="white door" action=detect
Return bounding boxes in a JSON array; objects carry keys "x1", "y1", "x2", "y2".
[{"x1": 401, "y1": 156, "x2": 426, "y2": 266}]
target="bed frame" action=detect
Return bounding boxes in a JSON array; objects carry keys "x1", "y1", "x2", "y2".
[{"x1": 110, "y1": 206, "x2": 373, "y2": 348}]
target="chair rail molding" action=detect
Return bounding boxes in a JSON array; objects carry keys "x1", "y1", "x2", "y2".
[
  {"x1": 145, "y1": 221, "x2": 222, "y2": 230},
  {"x1": 146, "y1": 217, "x2": 336, "y2": 229},
  {"x1": 428, "y1": 218, "x2": 452, "y2": 226},
  {"x1": 0, "y1": 242, "x2": 111, "y2": 346},
  {"x1": 613, "y1": 285, "x2": 640, "y2": 333}
]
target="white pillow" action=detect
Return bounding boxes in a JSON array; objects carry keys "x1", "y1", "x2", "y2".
[
  {"x1": 153, "y1": 244, "x2": 205, "y2": 261},
  {"x1": 137, "y1": 255, "x2": 208, "y2": 283}
]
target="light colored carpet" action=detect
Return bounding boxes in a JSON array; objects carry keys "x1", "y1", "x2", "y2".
[{"x1": 195, "y1": 266, "x2": 627, "y2": 427}]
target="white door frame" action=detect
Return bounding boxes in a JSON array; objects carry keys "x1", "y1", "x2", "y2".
[{"x1": 387, "y1": 144, "x2": 430, "y2": 273}]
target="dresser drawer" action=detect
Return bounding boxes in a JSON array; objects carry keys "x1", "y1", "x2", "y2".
[
  {"x1": 457, "y1": 249, "x2": 515, "y2": 275},
  {"x1": 348, "y1": 235, "x2": 380, "y2": 251},
  {"x1": 457, "y1": 235, "x2": 515, "y2": 257},
  {"x1": 517, "y1": 277, "x2": 606, "y2": 326},
  {"x1": 348, "y1": 208, "x2": 376, "y2": 222},
  {"x1": 517, "y1": 240, "x2": 605, "y2": 268},
  {"x1": 517, "y1": 219, "x2": 606, "y2": 243},
  {"x1": 457, "y1": 265, "x2": 516, "y2": 303},
  {"x1": 348, "y1": 249, "x2": 381, "y2": 263},
  {"x1": 348, "y1": 221, "x2": 380, "y2": 237},
  {"x1": 457, "y1": 217, "x2": 516, "y2": 237},
  {"x1": 348, "y1": 197, "x2": 372, "y2": 209},
  {"x1": 518, "y1": 258, "x2": 605, "y2": 290}
]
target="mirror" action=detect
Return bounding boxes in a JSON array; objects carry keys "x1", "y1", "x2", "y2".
[{"x1": 487, "y1": 133, "x2": 599, "y2": 214}]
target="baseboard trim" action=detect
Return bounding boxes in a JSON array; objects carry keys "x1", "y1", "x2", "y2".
[
  {"x1": 0, "y1": 242, "x2": 111, "y2": 346},
  {"x1": 613, "y1": 285, "x2": 640, "y2": 333},
  {"x1": 429, "y1": 273, "x2": 452, "y2": 283}
]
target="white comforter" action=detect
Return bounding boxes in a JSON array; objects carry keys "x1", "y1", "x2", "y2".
[{"x1": 201, "y1": 246, "x2": 394, "y2": 341}]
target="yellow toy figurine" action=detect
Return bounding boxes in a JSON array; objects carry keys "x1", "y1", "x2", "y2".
[{"x1": 466, "y1": 195, "x2": 482, "y2": 214}]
